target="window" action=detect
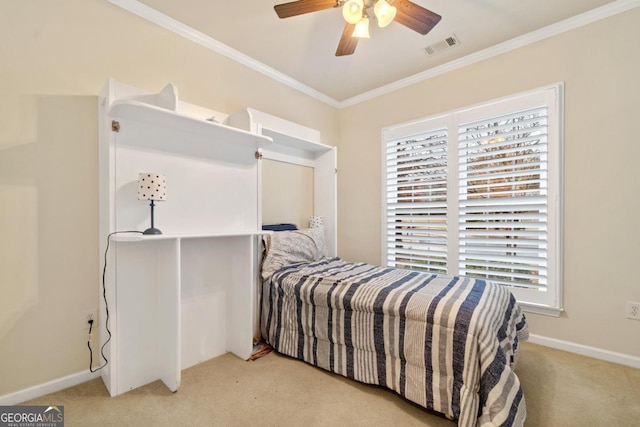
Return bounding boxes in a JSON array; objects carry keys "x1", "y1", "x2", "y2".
[{"x1": 382, "y1": 85, "x2": 562, "y2": 314}]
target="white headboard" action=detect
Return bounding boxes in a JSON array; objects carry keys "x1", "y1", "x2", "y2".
[{"x1": 226, "y1": 108, "x2": 337, "y2": 257}]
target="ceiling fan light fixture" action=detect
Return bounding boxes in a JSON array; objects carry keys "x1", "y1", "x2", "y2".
[
  {"x1": 373, "y1": 0, "x2": 397, "y2": 28},
  {"x1": 273, "y1": 0, "x2": 442, "y2": 57},
  {"x1": 342, "y1": 0, "x2": 364, "y2": 24},
  {"x1": 352, "y1": 14, "x2": 370, "y2": 38}
]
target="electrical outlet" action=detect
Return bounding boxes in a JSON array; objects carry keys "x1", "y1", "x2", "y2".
[
  {"x1": 83, "y1": 310, "x2": 97, "y2": 330},
  {"x1": 626, "y1": 301, "x2": 640, "y2": 321}
]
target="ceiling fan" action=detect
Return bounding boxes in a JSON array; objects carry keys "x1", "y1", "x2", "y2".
[{"x1": 274, "y1": 0, "x2": 441, "y2": 56}]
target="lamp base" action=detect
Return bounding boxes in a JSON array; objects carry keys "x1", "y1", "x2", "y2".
[{"x1": 143, "y1": 227, "x2": 163, "y2": 235}]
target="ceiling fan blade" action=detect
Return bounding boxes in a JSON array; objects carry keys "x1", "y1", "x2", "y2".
[
  {"x1": 393, "y1": 0, "x2": 441, "y2": 35},
  {"x1": 274, "y1": 0, "x2": 337, "y2": 19},
  {"x1": 335, "y1": 23, "x2": 358, "y2": 56}
]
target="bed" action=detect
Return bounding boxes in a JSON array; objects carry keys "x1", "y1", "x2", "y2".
[{"x1": 260, "y1": 226, "x2": 528, "y2": 427}]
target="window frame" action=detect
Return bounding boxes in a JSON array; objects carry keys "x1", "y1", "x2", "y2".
[{"x1": 381, "y1": 84, "x2": 563, "y2": 316}]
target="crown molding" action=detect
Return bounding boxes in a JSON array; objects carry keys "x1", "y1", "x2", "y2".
[
  {"x1": 106, "y1": 0, "x2": 342, "y2": 108},
  {"x1": 107, "y1": 0, "x2": 640, "y2": 109},
  {"x1": 340, "y1": 0, "x2": 640, "y2": 107}
]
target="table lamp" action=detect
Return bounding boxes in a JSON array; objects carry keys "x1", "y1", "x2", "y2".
[{"x1": 137, "y1": 173, "x2": 167, "y2": 235}]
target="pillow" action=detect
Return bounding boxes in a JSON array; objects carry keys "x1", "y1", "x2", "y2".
[
  {"x1": 309, "y1": 216, "x2": 323, "y2": 229},
  {"x1": 261, "y1": 226, "x2": 324, "y2": 280},
  {"x1": 262, "y1": 223, "x2": 298, "y2": 231}
]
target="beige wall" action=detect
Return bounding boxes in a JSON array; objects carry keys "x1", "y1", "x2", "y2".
[
  {"x1": 0, "y1": 96, "x2": 99, "y2": 395},
  {"x1": 337, "y1": 8, "x2": 640, "y2": 357},
  {"x1": 0, "y1": 0, "x2": 337, "y2": 396},
  {"x1": 262, "y1": 160, "x2": 314, "y2": 228}
]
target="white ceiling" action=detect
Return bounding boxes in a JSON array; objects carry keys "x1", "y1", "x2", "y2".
[{"x1": 111, "y1": 0, "x2": 629, "y2": 105}]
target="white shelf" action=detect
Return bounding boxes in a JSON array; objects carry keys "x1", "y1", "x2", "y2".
[
  {"x1": 261, "y1": 128, "x2": 332, "y2": 153},
  {"x1": 112, "y1": 230, "x2": 270, "y2": 242},
  {"x1": 109, "y1": 100, "x2": 272, "y2": 149},
  {"x1": 226, "y1": 107, "x2": 331, "y2": 153}
]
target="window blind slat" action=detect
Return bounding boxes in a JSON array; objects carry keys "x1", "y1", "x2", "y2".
[
  {"x1": 459, "y1": 106, "x2": 547, "y2": 130},
  {"x1": 463, "y1": 196, "x2": 547, "y2": 207},
  {"x1": 386, "y1": 156, "x2": 449, "y2": 169},
  {"x1": 459, "y1": 127, "x2": 548, "y2": 149},
  {"x1": 388, "y1": 197, "x2": 447, "y2": 203},
  {"x1": 462, "y1": 270, "x2": 548, "y2": 284},
  {"x1": 459, "y1": 251, "x2": 546, "y2": 264},
  {"x1": 460, "y1": 180, "x2": 545, "y2": 195},
  {"x1": 460, "y1": 245, "x2": 545, "y2": 256},
  {"x1": 386, "y1": 134, "x2": 447, "y2": 154},
  {"x1": 459, "y1": 237, "x2": 547, "y2": 247},
  {"x1": 459, "y1": 229, "x2": 547, "y2": 238},
  {"x1": 459, "y1": 137, "x2": 547, "y2": 160},
  {"x1": 460, "y1": 168, "x2": 547, "y2": 183},
  {"x1": 387, "y1": 239, "x2": 447, "y2": 250},
  {"x1": 389, "y1": 248, "x2": 448, "y2": 259},
  {"x1": 458, "y1": 219, "x2": 546, "y2": 229},
  {"x1": 388, "y1": 259, "x2": 447, "y2": 273},
  {"x1": 460, "y1": 156, "x2": 545, "y2": 175},
  {"x1": 388, "y1": 201, "x2": 448, "y2": 209},
  {"x1": 454, "y1": 212, "x2": 546, "y2": 221}
]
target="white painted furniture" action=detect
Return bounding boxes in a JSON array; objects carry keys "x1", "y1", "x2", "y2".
[
  {"x1": 226, "y1": 108, "x2": 337, "y2": 257},
  {"x1": 98, "y1": 80, "x2": 336, "y2": 398},
  {"x1": 98, "y1": 80, "x2": 271, "y2": 396}
]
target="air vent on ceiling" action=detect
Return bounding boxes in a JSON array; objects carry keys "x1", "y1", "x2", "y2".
[{"x1": 424, "y1": 34, "x2": 461, "y2": 56}]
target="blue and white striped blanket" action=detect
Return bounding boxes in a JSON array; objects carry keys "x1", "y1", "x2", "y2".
[{"x1": 261, "y1": 258, "x2": 528, "y2": 427}]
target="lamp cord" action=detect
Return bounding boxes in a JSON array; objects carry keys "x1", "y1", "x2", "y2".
[{"x1": 88, "y1": 230, "x2": 143, "y2": 372}]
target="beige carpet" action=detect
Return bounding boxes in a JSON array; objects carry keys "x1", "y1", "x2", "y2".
[{"x1": 22, "y1": 342, "x2": 640, "y2": 426}]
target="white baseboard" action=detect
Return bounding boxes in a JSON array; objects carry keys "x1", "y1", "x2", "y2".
[
  {"x1": 0, "y1": 370, "x2": 101, "y2": 406},
  {"x1": 528, "y1": 334, "x2": 640, "y2": 369},
  {"x1": 2, "y1": 336, "x2": 637, "y2": 405}
]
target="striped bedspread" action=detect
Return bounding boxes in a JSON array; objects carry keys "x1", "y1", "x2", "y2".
[{"x1": 261, "y1": 258, "x2": 528, "y2": 427}]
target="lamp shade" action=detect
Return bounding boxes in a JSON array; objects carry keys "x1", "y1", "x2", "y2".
[
  {"x1": 352, "y1": 15, "x2": 370, "y2": 38},
  {"x1": 342, "y1": 0, "x2": 364, "y2": 24},
  {"x1": 374, "y1": 0, "x2": 397, "y2": 28},
  {"x1": 137, "y1": 173, "x2": 167, "y2": 201}
]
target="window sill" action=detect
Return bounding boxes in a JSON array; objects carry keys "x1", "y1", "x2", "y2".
[{"x1": 520, "y1": 302, "x2": 563, "y2": 317}]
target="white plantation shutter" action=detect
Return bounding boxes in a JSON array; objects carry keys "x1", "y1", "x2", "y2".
[
  {"x1": 385, "y1": 128, "x2": 449, "y2": 273},
  {"x1": 382, "y1": 85, "x2": 562, "y2": 313},
  {"x1": 458, "y1": 106, "x2": 549, "y2": 290}
]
